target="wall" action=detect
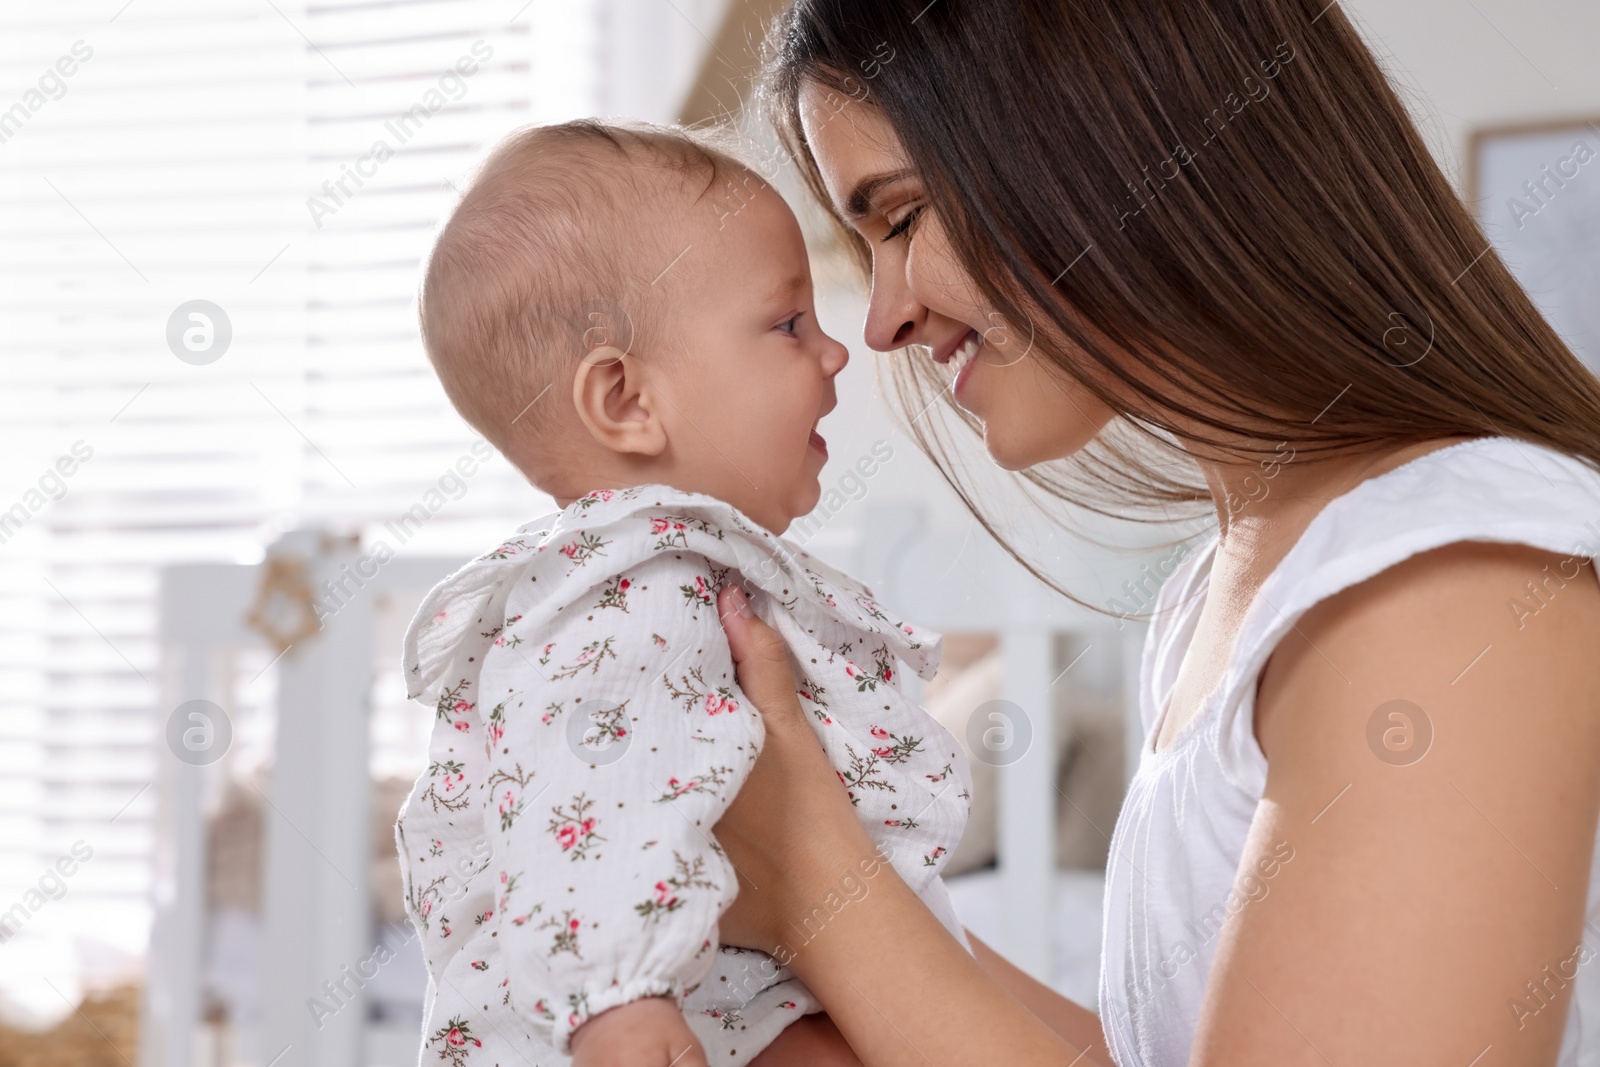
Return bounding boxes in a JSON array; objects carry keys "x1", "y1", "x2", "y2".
[{"x1": 1343, "y1": 0, "x2": 1600, "y2": 188}]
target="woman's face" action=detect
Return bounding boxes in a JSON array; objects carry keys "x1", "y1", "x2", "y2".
[{"x1": 798, "y1": 81, "x2": 1116, "y2": 470}]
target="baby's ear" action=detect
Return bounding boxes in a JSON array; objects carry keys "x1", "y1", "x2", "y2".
[{"x1": 571, "y1": 345, "x2": 668, "y2": 457}]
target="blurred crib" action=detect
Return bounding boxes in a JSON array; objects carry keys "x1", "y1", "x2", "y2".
[{"x1": 143, "y1": 503, "x2": 1152, "y2": 1067}]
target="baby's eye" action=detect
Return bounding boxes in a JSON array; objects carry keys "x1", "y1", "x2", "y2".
[{"x1": 775, "y1": 313, "x2": 801, "y2": 336}]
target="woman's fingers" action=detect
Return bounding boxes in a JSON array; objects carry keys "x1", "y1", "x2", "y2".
[
  {"x1": 714, "y1": 583, "x2": 873, "y2": 947},
  {"x1": 569, "y1": 998, "x2": 710, "y2": 1067},
  {"x1": 717, "y1": 585, "x2": 806, "y2": 729}
]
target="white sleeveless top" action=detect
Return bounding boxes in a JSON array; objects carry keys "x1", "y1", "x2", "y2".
[{"x1": 1099, "y1": 437, "x2": 1600, "y2": 1066}]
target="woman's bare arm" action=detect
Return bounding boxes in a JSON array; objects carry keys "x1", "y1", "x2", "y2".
[
  {"x1": 968, "y1": 932, "x2": 1115, "y2": 1062},
  {"x1": 745, "y1": 934, "x2": 1120, "y2": 1067},
  {"x1": 1192, "y1": 543, "x2": 1600, "y2": 1066},
  {"x1": 775, "y1": 859, "x2": 1084, "y2": 1067}
]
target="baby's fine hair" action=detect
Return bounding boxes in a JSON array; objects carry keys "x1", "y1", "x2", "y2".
[{"x1": 417, "y1": 119, "x2": 761, "y2": 464}]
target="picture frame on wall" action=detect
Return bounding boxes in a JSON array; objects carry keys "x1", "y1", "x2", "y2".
[{"x1": 1469, "y1": 116, "x2": 1600, "y2": 377}]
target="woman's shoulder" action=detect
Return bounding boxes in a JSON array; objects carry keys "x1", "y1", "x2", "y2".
[
  {"x1": 1204, "y1": 526, "x2": 1600, "y2": 1067},
  {"x1": 1254, "y1": 436, "x2": 1600, "y2": 762},
  {"x1": 1195, "y1": 435, "x2": 1600, "y2": 787},
  {"x1": 1266, "y1": 436, "x2": 1600, "y2": 625},
  {"x1": 1262, "y1": 537, "x2": 1600, "y2": 715},
  {"x1": 1323, "y1": 434, "x2": 1597, "y2": 538}
]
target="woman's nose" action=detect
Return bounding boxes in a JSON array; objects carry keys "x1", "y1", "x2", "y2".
[{"x1": 862, "y1": 272, "x2": 923, "y2": 352}]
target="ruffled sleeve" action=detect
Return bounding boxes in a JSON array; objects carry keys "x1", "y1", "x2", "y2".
[{"x1": 402, "y1": 529, "x2": 552, "y2": 713}]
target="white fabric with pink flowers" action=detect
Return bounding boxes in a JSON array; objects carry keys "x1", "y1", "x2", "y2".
[{"x1": 395, "y1": 484, "x2": 973, "y2": 1066}]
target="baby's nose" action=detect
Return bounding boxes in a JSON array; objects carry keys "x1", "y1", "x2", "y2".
[{"x1": 820, "y1": 334, "x2": 850, "y2": 377}]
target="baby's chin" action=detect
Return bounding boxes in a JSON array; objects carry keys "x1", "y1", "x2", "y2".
[
  {"x1": 751, "y1": 479, "x2": 823, "y2": 538},
  {"x1": 790, "y1": 469, "x2": 826, "y2": 520}
]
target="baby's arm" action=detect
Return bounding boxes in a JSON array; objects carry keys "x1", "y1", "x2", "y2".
[
  {"x1": 569, "y1": 996, "x2": 708, "y2": 1067},
  {"x1": 477, "y1": 551, "x2": 764, "y2": 1053}
]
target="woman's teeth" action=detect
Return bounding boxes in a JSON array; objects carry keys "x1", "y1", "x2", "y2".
[{"x1": 952, "y1": 332, "x2": 982, "y2": 376}]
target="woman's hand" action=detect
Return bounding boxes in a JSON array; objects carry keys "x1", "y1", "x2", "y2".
[
  {"x1": 712, "y1": 585, "x2": 882, "y2": 950},
  {"x1": 568, "y1": 997, "x2": 707, "y2": 1067},
  {"x1": 711, "y1": 585, "x2": 1098, "y2": 1066}
]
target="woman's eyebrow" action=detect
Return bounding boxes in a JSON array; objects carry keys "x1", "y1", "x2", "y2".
[{"x1": 843, "y1": 168, "x2": 914, "y2": 220}]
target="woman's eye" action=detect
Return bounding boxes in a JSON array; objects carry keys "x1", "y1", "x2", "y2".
[{"x1": 882, "y1": 205, "x2": 924, "y2": 243}]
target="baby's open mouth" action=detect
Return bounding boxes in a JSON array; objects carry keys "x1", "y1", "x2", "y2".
[{"x1": 808, "y1": 428, "x2": 828, "y2": 457}]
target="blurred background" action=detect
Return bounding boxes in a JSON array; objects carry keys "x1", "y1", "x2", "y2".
[{"x1": 0, "y1": 1, "x2": 1596, "y2": 1064}]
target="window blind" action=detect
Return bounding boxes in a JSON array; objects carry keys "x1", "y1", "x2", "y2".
[{"x1": 0, "y1": 0, "x2": 627, "y2": 989}]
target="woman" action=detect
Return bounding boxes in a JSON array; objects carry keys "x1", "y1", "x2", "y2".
[{"x1": 710, "y1": 1, "x2": 1600, "y2": 1065}]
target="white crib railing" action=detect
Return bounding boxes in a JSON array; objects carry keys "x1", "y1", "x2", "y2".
[
  {"x1": 849, "y1": 500, "x2": 1148, "y2": 979},
  {"x1": 144, "y1": 512, "x2": 1149, "y2": 1066}
]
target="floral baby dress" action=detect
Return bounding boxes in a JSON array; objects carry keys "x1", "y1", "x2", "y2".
[{"x1": 395, "y1": 485, "x2": 973, "y2": 1066}]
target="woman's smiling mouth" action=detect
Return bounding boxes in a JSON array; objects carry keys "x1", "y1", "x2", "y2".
[{"x1": 931, "y1": 328, "x2": 984, "y2": 400}]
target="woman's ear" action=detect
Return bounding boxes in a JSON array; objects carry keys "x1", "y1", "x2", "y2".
[{"x1": 571, "y1": 345, "x2": 668, "y2": 456}]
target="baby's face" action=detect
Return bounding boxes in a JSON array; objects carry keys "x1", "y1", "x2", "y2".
[{"x1": 645, "y1": 181, "x2": 849, "y2": 533}]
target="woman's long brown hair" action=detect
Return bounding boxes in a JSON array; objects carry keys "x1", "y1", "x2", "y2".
[{"x1": 763, "y1": 0, "x2": 1600, "y2": 606}]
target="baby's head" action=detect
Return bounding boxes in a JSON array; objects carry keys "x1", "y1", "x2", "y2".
[{"x1": 419, "y1": 120, "x2": 849, "y2": 534}]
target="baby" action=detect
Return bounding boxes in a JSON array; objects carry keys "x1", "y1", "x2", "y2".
[{"x1": 396, "y1": 120, "x2": 973, "y2": 1067}]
